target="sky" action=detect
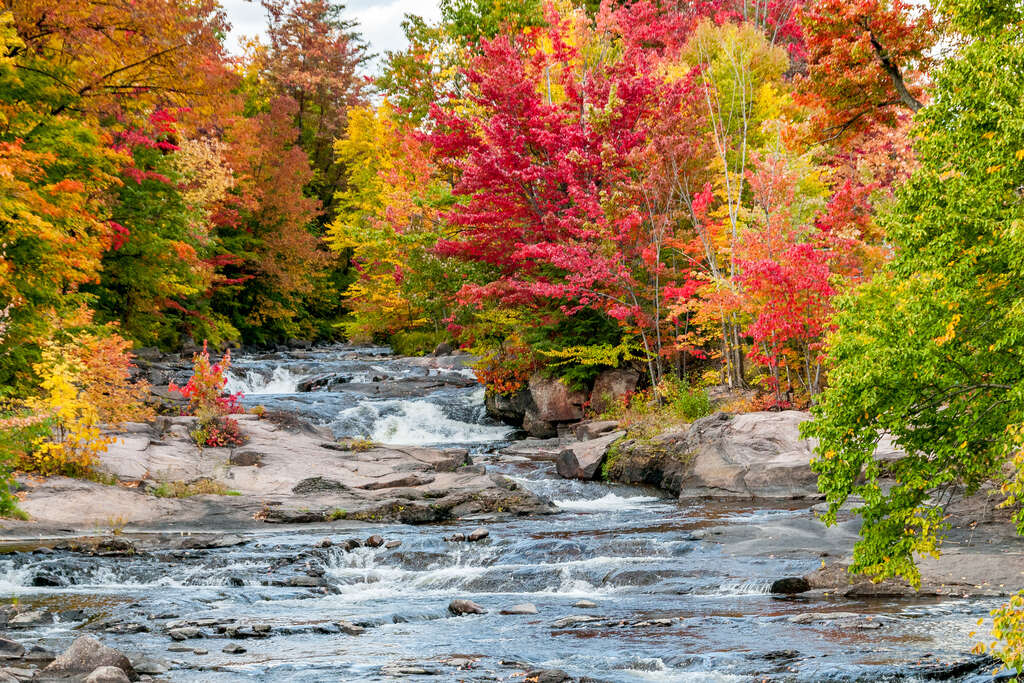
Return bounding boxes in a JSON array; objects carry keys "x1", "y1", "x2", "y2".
[{"x1": 219, "y1": 0, "x2": 443, "y2": 68}]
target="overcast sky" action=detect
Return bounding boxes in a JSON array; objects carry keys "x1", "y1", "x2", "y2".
[{"x1": 219, "y1": 0, "x2": 443, "y2": 69}]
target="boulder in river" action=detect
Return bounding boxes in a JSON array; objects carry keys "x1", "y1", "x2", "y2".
[
  {"x1": 499, "y1": 603, "x2": 538, "y2": 615},
  {"x1": 467, "y1": 527, "x2": 489, "y2": 542},
  {"x1": 365, "y1": 535, "x2": 385, "y2": 548},
  {"x1": 448, "y1": 599, "x2": 486, "y2": 616},
  {"x1": 770, "y1": 577, "x2": 811, "y2": 594},
  {"x1": 0, "y1": 638, "x2": 24, "y2": 660},
  {"x1": 555, "y1": 431, "x2": 624, "y2": 480},
  {"x1": 85, "y1": 666, "x2": 132, "y2": 683},
  {"x1": 43, "y1": 636, "x2": 137, "y2": 681}
]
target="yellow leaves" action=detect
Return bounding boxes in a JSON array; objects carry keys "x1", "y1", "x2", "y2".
[
  {"x1": 1016, "y1": 149, "x2": 1024, "y2": 161},
  {"x1": 983, "y1": 131, "x2": 996, "y2": 140},
  {"x1": 987, "y1": 165, "x2": 1004, "y2": 174},
  {"x1": 933, "y1": 313, "x2": 961, "y2": 346}
]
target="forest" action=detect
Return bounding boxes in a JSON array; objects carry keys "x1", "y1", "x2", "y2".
[{"x1": 2, "y1": 0, "x2": 1024, "y2": 672}]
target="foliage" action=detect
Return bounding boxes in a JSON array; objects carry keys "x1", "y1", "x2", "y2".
[
  {"x1": 801, "y1": 16, "x2": 1024, "y2": 671},
  {"x1": 169, "y1": 342, "x2": 245, "y2": 448},
  {"x1": 150, "y1": 479, "x2": 240, "y2": 498},
  {"x1": 389, "y1": 330, "x2": 451, "y2": 357}
]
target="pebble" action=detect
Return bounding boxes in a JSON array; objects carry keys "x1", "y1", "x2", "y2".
[
  {"x1": 385, "y1": 540, "x2": 402, "y2": 549},
  {"x1": 573, "y1": 600, "x2": 598, "y2": 608},
  {"x1": 467, "y1": 527, "x2": 489, "y2": 542},
  {"x1": 222, "y1": 645, "x2": 246, "y2": 654},
  {"x1": 365, "y1": 535, "x2": 385, "y2": 548}
]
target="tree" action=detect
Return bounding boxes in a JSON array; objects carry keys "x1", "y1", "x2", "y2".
[
  {"x1": 261, "y1": 0, "x2": 369, "y2": 215},
  {"x1": 802, "y1": 17, "x2": 1024, "y2": 671},
  {"x1": 798, "y1": 0, "x2": 936, "y2": 140}
]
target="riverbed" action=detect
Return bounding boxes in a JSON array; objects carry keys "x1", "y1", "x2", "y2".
[{"x1": 0, "y1": 347, "x2": 1006, "y2": 681}]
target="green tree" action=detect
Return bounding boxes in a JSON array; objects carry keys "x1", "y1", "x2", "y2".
[{"x1": 803, "y1": 13, "x2": 1024, "y2": 671}]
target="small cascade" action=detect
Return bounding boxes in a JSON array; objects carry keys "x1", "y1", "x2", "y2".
[{"x1": 225, "y1": 366, "x2": 302, "y2": 395}]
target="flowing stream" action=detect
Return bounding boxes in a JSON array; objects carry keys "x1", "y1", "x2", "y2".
[{"x1": 0, "y1": 347, "x2": 1004, "y2": 681}]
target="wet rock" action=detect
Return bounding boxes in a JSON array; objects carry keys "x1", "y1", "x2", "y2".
[
  {"x1": 291, "y1": 477, "x2": 348, "y2": 494},
  {"x1": 499, "y1": 603, "x2": 538, "y2": 615},
  {"x1": 448, "y1": 599, "x2": 486, "y2": 616},
  {"x1": 552, "y1": 615, "x2": 601, "y2": 628},
  {"x1": 381, "y1": 665, "x2": 441, "y2": 676},
  {"x1": 85, "y1": 666, "x2": 132, "y2": 683},
  {"x1": 314, "y1": 538, "x2": 333, "y2": 548},
  {"x1": 589, "y1": 369, "x2": 640, "y2": 414},
  {"x1": 365, "y1": 535, "x2": 385, "y2": 548},
  {"x1": 445, "y1": 533, "x2": 466, "y2": 542},
  {"x1": 522, "y1": 409, "x2": 557, "y2": 439},
  {"x1": 94, "y1": 538, "x2": 137, "y2": 556},
  {"x1": 337, "y1": 621, "x2": 365, "y2": 635},
  {"x1": 467, "y1": 527, "x2": 489, "y2": 542},
  {"x1": 222, "y1": 645, "x2": 246, "y2": 654},
  {"x1": 770, "y1": 577, "x2": 811, "y2": 594},
  {"x1": 30, "y1": 571, "x2": 63, "y2": 587},
  {"x1": 0, "y1": 639, "x2": 24, "y2": 660},
  {"x1": 167, "y1": 627, "x2": 200, "y2": 641},
  {"x1": 556, "y1": 431, "x2": 625, "y2": 480},
  {"x1": 287, "y1": 576, "x2": 326, "y2": 588},
  {"x1": 226, "y1": 576, "x2": 245, "y2": 587},
  {"x1": 342, "y1": 539, "x2": 362, "y2": 551},
  {"x1": 385, "y1": 540, "x2": 402, "y2": 549},
  {"x1": 485, "y1": 388, "x2": 532, "y2": 428},
  {"x1": 132, "y1": 657, "x2": 170, "y2": 675},
  {"x1": 525, "y1": 669, "x2": 571, "y2": 683},
  {"x1": 252, "y1": 624, "x2": 272, "y2": 634},
  {"x1": 229, "y1": 448, "x2": 263, "y2": 466},
  {"x1": 0, "y1": 668, "x2": 27, "y2": 682},
  {"x1": 573, "y1": 600, "x2": 598, "y2": 608},
  {"x1": 8, "y1": 610, "x2": 53, "y2": 628},
  {"x1": 44, "y1": 636, "x2": 137, "y2": 681}
]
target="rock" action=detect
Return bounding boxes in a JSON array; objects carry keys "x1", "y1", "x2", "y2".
[
  {"x1": 287, "y1": 576, "x2": 326, "y2": 588},
  {"x1": 252, "y1": 624, "x2": 272, "y2": 634},
  {"x1": 445, "y1": 533, "x2": 466, "y2": 542},
  {"x1": 432, "y1": 342, "x2": 454, "y2": 357},
  {"x1": 787, "y1": 611, "x2": 860, "y2": 624},
  {"x1": 524, "y1": 669, "x2": 570, "y2": 683},
  {"x1": 467, "y1": 527, "x2": 489, "y2": 542},
  {"x1": 85, "y1": 666, "x2": 132, "y2": 683},
  {"x1": 448, "y1": 599, "x2": 486, "y2": 616},
  {"x1": 0, "y1": 639, "x2": 24, "y2": 660},
  {"x1": 131, "y1": 657, "x2": 169, "y2": 675},
  {"x1": 528, "y1": 374, "x2": 587, "y2": 423},
  {"x1": 337, "y1": 621, "x2": 365, "y2": 635},
  {"x1": 291, "y1": 477, "x2": 348, "y2": 494},
  {"x1": 589, "y1": 369, "x2": 640, "y2": 414},
  {"x1": 229, "y1": 448, "x2": 263, "y2": 466},
  {"x1": 44, "y1": 636, "x2": 137, "y2": 681},
  {"x1": 771, "y1": 577, "x2": 811, "y2": 594},
  {"x1": 94, "y1": 538, "x2": 137, "y2": 556},
  {"x1": 573, "y1": 600, "x2": 598, "y2": 608},
  {"x1": 177, "y1": 534, "x2": 245, "y2": 550},
  {"x1": 222, "y1": 645, "x2": 246, "y2": 654},
  {"x1": 574, "y1": 420, "x2": 621, "y2": 441},
  {"x1": 31, "y1": 571, "x2": 63, "y2": 587},
  {"x1": 385, "y1": 540, "x2": 402, "y2": 549},
  {"x1": 359, "y1": 473, "x2": 436, "y2": 490},
  {"x1": 551, "y1": 615, "x2": 601, "y2": 628},
  {"x1": 314, "y1": 538, "x2": 333, "y2": 548},
  {"x1": 485, "y1": 388, "x2": 532, "y2": 428},
  {"x1": 8, "y1": 610, "x2": 53, "y2": 627},
  {"x1": 364, "y1": 535, "x2": 385, "y2": 548},
  {"x1": 522, "y1": 408, "x2": 557, "y2": 439},
  {"x1": 555, "y1": 431, "x2": 625, "y2": 480},
  {"x1": 168, "y1": 627, "x2": 200, "y2": 641},
  {"x1": 342, "y1": 539, "x2": 362, "y2": 551},
  {"x1": 499, "y1": 603, "x2": 538, "y2": 615}
]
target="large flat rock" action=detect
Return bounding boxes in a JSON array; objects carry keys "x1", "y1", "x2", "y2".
[{"x1": 11, "y1": 417, "x2": 555, "y2": 531}]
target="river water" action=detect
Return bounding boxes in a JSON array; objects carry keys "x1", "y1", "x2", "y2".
[{"x1": 0, "y1": 347, "x2": 1004, "y2": 681}]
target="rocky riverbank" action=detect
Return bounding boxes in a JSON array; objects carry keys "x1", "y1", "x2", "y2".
[
  {"x1": 3, "y1": 413, "x2": 554, "y2": 538},
  {"x1": 546, "y1": 410, "x2": 1024, "y2": 607}
]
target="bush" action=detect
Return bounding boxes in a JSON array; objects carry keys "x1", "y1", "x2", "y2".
[
  {"x1": 389, "y1": 329, "x2": 449, "y2": 356},
  {"x1": 169, "y1": 341, "x2": 245, "y2": 448}
]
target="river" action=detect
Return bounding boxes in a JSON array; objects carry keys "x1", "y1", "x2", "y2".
[{"x1": 0, "y1": 346, "x2": 1005, "y2": 681}]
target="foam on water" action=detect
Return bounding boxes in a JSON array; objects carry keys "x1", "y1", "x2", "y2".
[
  {"x1": 554, "y1": 492, "x2": 663, "y2": 512},
  {"x1": 335, "y1": 395, "x2": 512, "y2": 445},
  {"x1": 226, "y1": 367, "x2": 302, "y2": 395},
  {"x1": 712, "y1": 579, "x2": 773, "y2": 596}
]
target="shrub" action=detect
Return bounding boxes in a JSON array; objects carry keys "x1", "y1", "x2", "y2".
[
  {"x1": 22, "y1": 327, "x2": 152, "y2": 477},
  {"x1": 389, "y1": 329, "x2": 449, "y2": 356},
  {"x1": 169, "y1": 341, "x2": 246, "y2": 448}
]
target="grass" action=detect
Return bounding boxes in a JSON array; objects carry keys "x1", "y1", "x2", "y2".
[
  {"x1": 150, "y1": 479, "x2": 240, "y2": 498},
  {"x1": 326, "y1": 508, "x2": 347, "y2": 521}
]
